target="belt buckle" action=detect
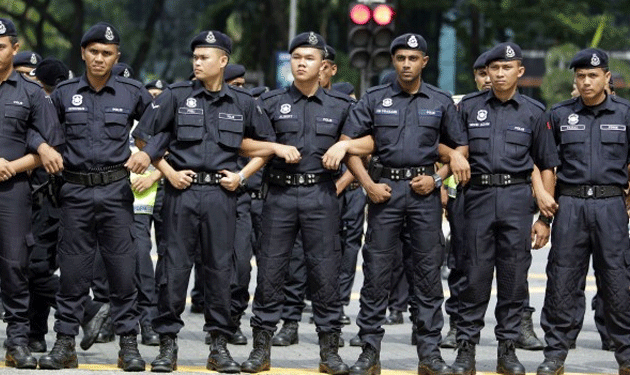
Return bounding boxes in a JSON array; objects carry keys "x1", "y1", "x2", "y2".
[
  {"x1": 584, "y1": 186, "x2": 594, "y2": 197},
  {"x1": 298, "y1": 174, "x2": 305, "y2": 185},
  {"x1": 405, "y1": 169, "x2": 412, "y2": 179},
  {"x1": 90, "y1": 173, "x2": 102, "y2": 186}
]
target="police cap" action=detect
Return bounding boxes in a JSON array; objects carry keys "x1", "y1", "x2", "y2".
[
  {"x1": 224, "y1": 64, "x2": 246, "y2": 82},
  {"x1": 112, "y1": 63, "x2": 134, "y2": 78},
  {"x1": 485, "y1": 42, "x2": 522, "y2": 65},
  {"x1": 569, "y1": 48, "x2": 608, "y2": 70},
  {"x1": 289, "y1": 32, "x2": 326, "y2": 54},
  {"x1": 34, "y1": 57, "x2": 70, "y2": 87},
  {"x1": 325, "y1": 45, "x2": 336, "y2": 62},
  {"x1": 0, "y1": 18, "x2": 17, "y2": 37},
  {"x1": 473, "y1": 51, "x2": 489, "y2": 70},
  {"x1": 332, "y1": 82, "x2": 355, "y2": 96},
  {"x1": 13, "y1": 51, "x2": 42, "y2": 68},
  {"x1": 80, "y1": 22, "x2": 120, "y2": 48},
  {"x1": 145, "y1": 79, "x2": 166, "y2": 90},
  {"x1": 190, "y1": 30, "x2": 232, "y2": 54},
  {"x1": 390, "y1": 33, "x2": 427, "y2": 55},
  {"x1": 250, "y1": 86, "x2": 269, "y2": 98}
]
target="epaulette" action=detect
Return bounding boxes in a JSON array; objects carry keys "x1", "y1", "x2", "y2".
[
  {"x1": 611, "y1": 95, "x2": 630, "y2": 109},
  {"x1": 170, "y1": 81, "x2": 194, "y2": 89},
  {"x1": 324, "y1": 88, "x2": 354, "y2": 103},
  {"x1": 114, "y1": 75, "x2": 143, "y2": 89},
  {"x1": 365, "y1": 83, "x2": 390, "y2": 94},
  {"x1": 424, "y1": 83, "x2": 452, "y2": 100},
  {"x1": 55, "y1": 76, "x2": 80, "y2": 89},
  {"x1": 459, "y1": 90, "x2": 487, "y2": 102},
  {"x1": 522, "y1": 95, "x2": 545, "y2": 111},
  {"x1": 230, "y1": 85, "x2": 253, "y2": 97},
  {"x1": 550, "y1": 97, "x2": 578, "y2": 111},
  {"x1": 260, "y1": 87, "x2": 289, "y2": 101}
]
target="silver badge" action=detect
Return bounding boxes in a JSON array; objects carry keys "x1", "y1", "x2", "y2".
[
  {"x1": 382, "y1": 98, "x2": 393, "y2": 107},
  {"x1": 68, "y1": 70, "x2": 74, "y2": 79},
  {"x1": 71, "y1": 95, "x2": 83, "y2": 106},
  {"x1": 105, "y1": 27, "x2": 115, "y2": 41},
  {"x1": 30, "y1": 54, "x2": 38, "y2": 65},
  {"x1": 206, "y1": 31, "x2": 216, "y2": 44},
  {"x1": 591, "y1": 53, "x2": 601, "y2": 67},
  {"x1": 568, "y1": 114, "x2": 579, "y2": 125},
  {"x1": 280, "y1": 103, "x2": 291, "y2": 114},
  {"x1": 506, "y1": 45, "x2": 515, "y2": 58},
  {"x1": 0, "y1": 21, "x2": 5, "y2": 35},
  {"x1": 156, "y1": 80, "x2": 163, "y2": 89},
  {"x1": 123, "y1": 68, "x2": 130, "y2": 78},
  {"x1": 186, "y1": 98, "x2": 197, "y2": 108},
  {"x1": 308, "y1": 32, "x2": 318, "y2": 46},
  {"x1": 407, "y1": 35, "x2": 419, "y2": 48},
  {"x1": 476, "y1": 109, "x2": 488, "y2": 122}
]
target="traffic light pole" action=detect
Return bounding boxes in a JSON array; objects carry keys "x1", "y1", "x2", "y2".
[{"x1": 360, "y1": 68, "x2": 368, "y2": 97}]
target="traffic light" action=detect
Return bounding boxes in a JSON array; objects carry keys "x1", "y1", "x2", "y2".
[{"x1": 347, "y1": 2, "x2": 396, "y2": 71}]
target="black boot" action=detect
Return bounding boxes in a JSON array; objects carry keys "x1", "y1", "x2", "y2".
[
  {"x1": 451, "y1": 341, "x2": 475, "y2": 375},
  {"x1": 271, "y1": 320, "x2": 298, "y2": 346},
  {"x1": 349, "y1": 334, "x2": 364, "y2": 347},
  {"x1": 440, "y1": 318, "x2": 457, "y2": 349},
  {"x1": 229, "y1": 326, "x2": 248, "y2": 345},
  {"x1": 515, "y1": 310, "x2": 544, "y2": 351},
  {"x1": 349, "y1": 343, "x2": 380, "y2": 375},
  {"x1": 411, "y1": 325, "x2": 417, "y2": 346},
  {"x1": 319, "y1": 332, "x2": 349, "y2": 375},
  {"x1": 80, "y1": 303, "x2": 110, "y2": 350},
  {"x1": 241, "y1": 328, "x2": 272, "y2": 373},
  {"x1": 207, "y1": 332, "x2": 240, "y2": 373},
  {"x1": 418, "y1": 356, "x2": 452, "y2": 375},
  {"x1": 385, "y1": 309, "x2": 403, "y2": 325},
  {"x1": 95, "y1": 315, "x2": 115, "y2": 343},
  {"x1": 5, "y1": 345, "x2": 37, "y2": 369},
  {"x1": 38, "y1": 334, "x2": 78, "y2": 369},
  {"x1": 141, "y1": 323, "x2": 160, "y2": 346},
  {"x1": 497, "y1": 340, "x2": 525, "y2": 375},
  {"x1": 117, "y1": 335, "x2": 146, "y2": 372},
  {"x1": 536, "y1": 358, "x2": 564, "y2": 375},
  {"x1": 151, "y1": 335, "x2": 178, "y2": 372},
  {"x1": 619, "y1": 360, "x2": 630, "y2": 375},
  {"x1": 28, "y1": 337, "x2": 47, "y2": 353}
]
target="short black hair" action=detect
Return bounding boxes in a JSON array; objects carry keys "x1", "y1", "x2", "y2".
[{"x1": 9, "y1": 36, "x2": 18, "y2": 45}]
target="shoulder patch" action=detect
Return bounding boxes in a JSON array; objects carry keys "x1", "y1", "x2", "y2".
[
  {"x1": 365, "y1": 83, "x2": 390, "y2": 94},
  {"x1": 55, "y1": 76, "x2": 81, "y2": 89},
  {"x1": 521, "y1": 95, "x2": 545, "y2": 111},
  {"x1": 611, "y1": 95, "x2": 630, "y2": 109},
  {"x1": 229, "y1": 85, "x2": 253, "y2": 97},
  {"x1": 424, "y1": 83, "x2": 452, "y2": 100},
  {"x1": 114, "y1": 76, "x2": 143, "y2": 89},
  {"x1": 325, "y1": 89, "x2": 353, "y2": 103},
  {"x1": 260, "y1": 87, "x2": 288, "y2": 101},
  {"x1": 550, "y1": 97, "x2": 578, "y2": 111},
  {"x1": 170, "y1": 81, "x2": 194, "y2": 89},
  {"x1": 460, "y1": 90, "x2": 486, "y2": 102}
]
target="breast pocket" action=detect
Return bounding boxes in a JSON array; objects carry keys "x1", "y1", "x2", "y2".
[
  {"x1": 65, "y1": 111, "x2": 89, "y2": 139},
  {"x1": 504, "y1": 129, "x2": 531, "y2": 160},
  {"x1": 418, "y1": 115, "x2": 440, "y2": 146},
  {"x1": 176, "y1": 114, "x2": 204, "y2": 142},
  {"x1": 373, "y1": 114, "x2": 399, "y2": 146},
  {"x1": 601, "y1": 128, "x2": 627, "y2": 160},
  {"x1": 275, "y1": 119, "x2": 299, "y2": 146},
  {"x1": 104, "y1": 111, "x2": 129, "y2": 140},
  {"x1": 315, "y1": 119, "x2": 338, "y2": 149},
  {"x1": 560, "y1": 130, "x2": 586, "y2": 160},
  {"x1": 3, "y1": 103, "x2": 30, "y2": 136},
  {"x1": 468, "y1": 127, "x2": 491, "y2": 155},
  {"x1": 217, "y1": 118, "x2": 244, "y2": 149}
]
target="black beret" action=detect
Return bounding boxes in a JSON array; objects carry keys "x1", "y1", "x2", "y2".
[
  {"x1": 485, "y1": 42, "x2": 522, "y2": 65},
  {"x1": 473, "y1": 51, "x2": 489, "y2": 70},
  {"x1": 13, "y1": 51, "x2": 42, "y2": 68},
  {"x1": 34, "y1": 57, "x2": 70, "y2": 87},
  {"x1": 390, "y1": 33, "x2": 427, "y2": 55},
  {"x1": 332, "y1": 82, "x2": 355, "y2": 96},
  {"x1": 0, "y1": 18, "x2": 17, "y2": 37},
  {"x1": 112, "y1": 63, "x2": 134, "y2": 78},
  {"x1": 190, "y1": 30, "x2": 232, "y2": 54},
  {"x1": 289, "y1": 32, "x2": 326, "y2": 54},
  {"x1": 224, "y1": 64, "x2": 246, "y2": 82},
  {"x1": 325, "y1": 45, "x2": 336, "y2": 62},
  {"x1": 569, "y1": 48, "x2": 608, "y2": 70},
  {"x1": 145, "y1": 79, "x2": 166, "y2": 90},
  {"x1": 250, "y1": 86, "x2": 269, "y2": 97},
  {"x1": 81, "y1": 22, "x2": 120, "y2": 48},
  {"x1": 379, "y1": 70, "x2": 397, "y2": 85}
]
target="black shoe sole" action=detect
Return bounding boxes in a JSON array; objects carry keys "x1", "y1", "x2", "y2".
[
  {"x1": 229, "y1": 337, "x2": 248, "y2": 345},
  {"x1": 319, "y1": 363, "x2": 350, "y2": 374},
  {"x1": 118, "y1": 357, "x2": 146, "y2": 372},
  {"x1": 536, "y1": 367, "x2": 564, "y2": 375},
  {"x1": 151, "y1": 363, "x2": 177, "y2": 372},
  {"x1": 38, "y1": 358, "x2": 79, "y2": 369},
  {"x1": 271, "y1": 338, "x2": 298, "y2": 346},
  {"x1": 497, "y1": 364, "x2": 525, "y2": 375},
  {"x1": 241, "y1": 363, "x2": 271, "y2": 373},
  {"x1": 207, "y1": 362, "x2": 241, "y2": 373},
  {"x1": 451, "y1": 368, "x2": 475, "y2": 375},
  {"x1": 5, "y1": 358, "x2": 38, "y2": 369},
  {"x1": 141, "y1": 338, "x2": 161, "y2": 346},
  {"x1": 349, "y1": 364, "x2": 381, "y2": 375}
]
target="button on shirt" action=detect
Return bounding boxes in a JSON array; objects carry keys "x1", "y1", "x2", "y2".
[
  {"x1": 547, "y1": 95, "x2": 630, "y2": 186},
  {"x1": 1, "y1": 71, "x2": 61, "y2": 162},
  {"x1": 342, "y1": 81, "x2": 466, "y2": 168},
  {"x1": 261, "y1": 84, "x2": 352, "y2": 174},
  {"x1": 134, "y1": 80, "x2": 275, "y2": 173},
  {"x1": 459, "y1": 90, "x2": 559, "y2": 175},
  {"x1": 51, "y1": 74, "x2": 153, "y2": 171}
]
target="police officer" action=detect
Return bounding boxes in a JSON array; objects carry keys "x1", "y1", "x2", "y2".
[
  {"x1": 145, "y1": 79, "x2": 166, "y2": 99},
  {"x1": 240, "y1": 31, "x2": 353, "y2": 374},
  {"x1": 452, "y1": 42, "x2": 559, "y2": 375},
  {"x1": 537, "y1": 48, "x2": 630, "y2": 375},
  {"x1": 224, "y1": 64, "x2": 246, "y2": 87},
  {"x1": 0, "y1": 17, "x2": 63, "y2": 369},
  {"x1": 112, "y1": 62, "x2": 134, "y2": 79},
  {"x1": 323, "y1": 33, "x2": 469, "y2": 375},
  {"x1": 37, "y1": 22, "x2": 152, "y2": 371},
  {"x1": 127, "y1": 30, "x2": 279, "y2": 373},
  {"x1": 13, "y1": 51, "x2": 41, "y2": 79}
]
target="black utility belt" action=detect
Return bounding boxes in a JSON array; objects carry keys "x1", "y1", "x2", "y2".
[
  {"x1": 557, "y1": 183, "x2": 624, "y2": 199},
  {"x1": 191, "y1": 172, "x2": 223, "y2": 185},
  {"x1": 248, "y1": 189, "x2": 263, "y2": 200},
  {"x1": 347, "y1": 181, "x2": 361, "y2": 191},
  {"x1": 63, "y1": 166, "x2": 128, "y2": 187},
  {"x1": 469, "y1": 173, "x2": 531, "y2": 187},
  {"x1": 268, "y1": 169, "x2": 333, "y2": 187},
  {"x1": 381, "y1": 165, "x2": 433, "y2": 180}
]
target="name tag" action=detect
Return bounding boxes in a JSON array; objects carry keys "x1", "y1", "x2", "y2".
[
  {"x1": 375, "y1": 109, "x2": 398, "y2": 115},
  {"x1": 507, "y1": 125, "x2": 531, "y2": 133},
  {"x1": 219, "y1": 113, "x2": 244, "y2": 121},
  {"x1": 67, "y1": 106, "x2": 87, "y2": 112},
  {"x1": 278, "y1": 114, "x2": 297, "y2": 120},
  {"x1": 560, "y1": 125, "x2": 585, "y2": 131},
  {"x1": 178, "y1": 108, "x2": 203, "y2": 115},
  {"x1": 601, "y1": 124, "x2": 626, "y2": 131},
  {"x1": 419, "y1": 109, "x2": 442, "y2": 117},
  {"x1": 317, "y1": 117, "x2": 336, "y2": 123},
  {"x1": 468, "y1": 122, "x2": 490, "y2": 128},
  {"x1": 12, "y1": 101, "x2": 24, "y2": 106}
]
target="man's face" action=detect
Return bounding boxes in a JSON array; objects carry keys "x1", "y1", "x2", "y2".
[
  {"x1": 227, "y1": 76, "x2": 245, "y2": 88},
  {"x1": 575, "y1": 67, "x2": 610, "y2": 103},
  {"x1": 291, "y1": 47, "x2": 323, "y2": 83},
  {"x1": 319, "y1": 59, "x2": 337, "y2": 88},
  {"x1": 193, "y1": 47, "x2": 228, "y2": 83},
  {"x1": 0, "y1": 36, "x2": 18, "y2": 74},
  {"x1": 81, "y1": 42, "x2": 120, "y2": 78},
  {"x1": 392, "y1": 49, "x2": 428, "y2": 84},
  {"x1": 487, "y1": 60, "x2": 524, "y2": 93},
  {"x1": 474, "y1": 67, "x2": 492, "y2": 91}
]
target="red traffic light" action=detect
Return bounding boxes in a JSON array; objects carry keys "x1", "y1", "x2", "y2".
[
  {"x1": 373, "y1": 4, "x2": 394, "y2": 26},
  {"x1": 350, "y1": 3, "x2": 371, "y2": 25}
]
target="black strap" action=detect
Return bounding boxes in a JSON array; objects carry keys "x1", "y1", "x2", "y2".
[
  {"x1": 63, "y1": 166, "x2": 129, "y2": 187},
  {"x1": 381, "y1": 165, "x2": 433, "y2": 180},
  {"x1": 191, "y1": 172, "x2": 223, "y2": 185},
  {"x1": 469, "y1": 172, "x2": 531, "y2": 187},
  {"x1": 268, "y1": 169, "x2": 333, "y2": 187},
  {"x1": 556, "y1": 182, "x2": 624, "y2": 199}
]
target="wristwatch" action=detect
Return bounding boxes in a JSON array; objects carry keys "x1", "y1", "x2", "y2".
[
  {"x1": 237, "y1": 171, "x2": 247, "y2": 187},
  {"x1": 538, "y1": 215, "x2": 553, "y2": 226},
  {"x1": 432, "y1": 173, "x2": 443, "y2": 189}
]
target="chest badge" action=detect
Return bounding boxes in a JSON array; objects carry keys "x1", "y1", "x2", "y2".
[
  {"x1": 186, "y1": 98, "x2": 197, "y2": 108},
  {"x1": 476, "y1": 109, "x2": 488, "y2": 121},
  {"x1": 382, "y1": 98, "x2": 393, "y2": 107},
  {"x1": 568, "y1": 113, "x2": 579, "y2": 125},
  {"x1": 280, "y1": 103, "x2": 292, "y2": 114},
  {"x1": 71, "y1": 95, "x2": 83, "y2": 106}
]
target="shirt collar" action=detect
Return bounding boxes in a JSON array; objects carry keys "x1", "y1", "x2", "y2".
[
  {"x1": 390, "y1": 79, "x2": 430, "y2": 98},
  {"x1": 77, "y1": 73, "x2": 117, "y2": 93},
  {"x1": 190, "y1": 79, "x2": 234, "y2": 101},
  {"x1": 2, "y1": 70, "x2": 19, "y2": 86},
  {"x1": 485, "y1": 89, "x2": 524, "y2": 106},
  {"x1": 288, "y1": 83, "x2": 325, "y2": 103},
  {"x1": 575, "y1": 93, "x2": 614, "y2": 114}
]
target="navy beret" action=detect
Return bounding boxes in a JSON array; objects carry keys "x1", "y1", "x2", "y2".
[
  {"x1": 13, "y1": 51, "x2": 42, "y2": 68},
  {"x1": 190, "y1": 30, "x2": 232, "y2": 54},
  {"x1": 332, "y1": 82, "x2": 355, "y2": 96},
  {"x1": 224, "y1": 64, "x2": 246, "y2": 82},
  {"x1": 112, "y1": 63, "x2": 134, "y2": 78},
  {"x1": 390, "y1": 33, "x2": 427, "y2": 55},
  {"x1": 485, "y1": 42, "x2": 522, "y2": 64},
  {"x1": 380, "y1": 70, "x2": 397, "y2": 85},
  {"x1": 34, "y1": 57, "x2": 70, "y2": 87},
  {"x1": 145, "y1": 79, "x2": 166, "y2": 90},
  {"x1": 81, "y1": 22, "x2": 120, "y2": 48},
  {"x1": 250, "y1": 86, "x2": 269, "y2": 97},
  {"x1": 0, "y1": 18, "x2": 17, "y2": 37},
  {"x1": 325, "y1": 45, "x2": 336, "y2": 61},
  {"x1": 473, "y1": 51, "x2": 489, "y2": 70},
  {"x1": 289, "y1": 32, "x2": 326, "y2": 54},
  {"x1": 569, "y1": 48, "x2": 608, "y2": 70}
]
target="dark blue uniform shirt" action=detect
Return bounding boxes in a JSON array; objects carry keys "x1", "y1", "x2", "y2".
[
  {"x1": 342, "y1": 81, "x2": 466, "y2": 168},
  {"x1": 459, "y1": 89, "x2": 559, "y2": 175},
  {"x1": 51, "y1": 73, "x2": 153, "y2": 171},
  {"x1": 547, "y1": 94, "x2": 630, "y2": 186},
  {"x1": 134, "y1": 79, "x2": 274, "y2": 172}
]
